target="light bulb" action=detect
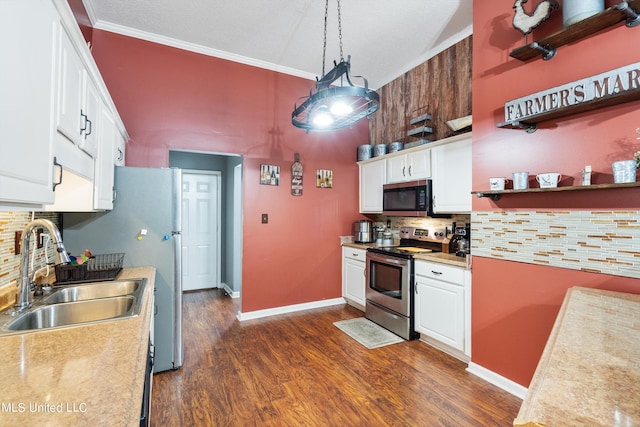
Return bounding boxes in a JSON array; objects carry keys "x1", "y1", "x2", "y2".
[
  {"x1": 312, "y1": 107, "x2": 334, "y2": 127},
  {"x1": 330, "y1": 100, "x2": 353, "y2": 116}
]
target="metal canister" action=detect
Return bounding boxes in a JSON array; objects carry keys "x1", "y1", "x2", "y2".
[
  {"x1": 373, "y1": 144, "x2": 387, "y2": 157},
  {"x1": 388, "y1": 141, "x2": 404, "y2": 153},
  {"x1": 357, "y1": 145, "x2": 373, "y2": 161}
]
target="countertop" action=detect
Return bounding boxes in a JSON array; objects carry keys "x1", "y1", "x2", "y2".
[
  {"x1": 342, "y1": 242, "x2": 470, "y2": 269},
  {"x1": 514, "y1": 287, "x2": 640, "y2": 426},
  {"x1": 0, "y1": 266, "x2": 155, "y2": 427}
]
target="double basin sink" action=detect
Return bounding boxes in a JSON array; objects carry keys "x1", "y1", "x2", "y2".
[{"x1": 0, "y1": 278, "x2": 147, "y2": 334}]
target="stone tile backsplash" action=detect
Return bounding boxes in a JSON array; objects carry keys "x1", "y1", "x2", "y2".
[
  {"x1": 0, "y1": 211, "x2": 61, "y2": 290},
  {"x1": 472, "y1": 211, "x2": 640, "y2": 279}
]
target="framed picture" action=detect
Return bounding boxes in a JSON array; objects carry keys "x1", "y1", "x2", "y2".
[
  {"x1": 260, "y1": 164, "x2": 280, "y2": 186},
  {"x1": 316, "y1": 169, "x2": 333, "y2": 188}
]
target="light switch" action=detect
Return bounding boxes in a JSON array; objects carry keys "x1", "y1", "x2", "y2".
[{"x1": 261, "y1": 214, "x2": 268, "y2": 224}]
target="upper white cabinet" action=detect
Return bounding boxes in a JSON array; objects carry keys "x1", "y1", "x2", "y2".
[
  {"x1": 0, "y1": 0, "x2": 59, "y2": 209},
  {"x1": 431, "y1": 134, "x2": 472, "y2": 213},
  {"x1": 386, "y1": 147, "x2": 431, "y2": 184},
  {"x1": 1, "y1": 0, "x2": 128, "y2": 211},
  {"x1": 359, "y1": 158, "x2": 386, "y2": 213}
]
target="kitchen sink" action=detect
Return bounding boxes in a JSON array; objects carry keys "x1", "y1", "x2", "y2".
[
  {"x1": 43, "y1": 279, "x2": 143, "y2": 304},
  {"x1": 7, "y1": 296, "x2": 138, "y2": 331}
]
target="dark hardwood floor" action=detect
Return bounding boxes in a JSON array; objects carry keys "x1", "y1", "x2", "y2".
[{"x1": 151, "y1": 289, "x2": 521, "y2": 426}]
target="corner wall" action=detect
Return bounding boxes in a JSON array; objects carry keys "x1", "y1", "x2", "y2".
[{"x1": 472, "y1": 0, "x2": 640, "y2": 386}]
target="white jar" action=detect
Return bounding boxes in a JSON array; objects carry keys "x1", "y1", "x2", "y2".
[{"x1": 563, "y1": 0, "x2": 604, "y2": 27}]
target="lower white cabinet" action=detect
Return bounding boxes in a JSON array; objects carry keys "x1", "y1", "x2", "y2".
[
  {"x1": 414, "y1": 260, "x2": 471, "y2": 359},
  {"x1": 342, "y1": 247, "x2": 367, "y2": 309}
]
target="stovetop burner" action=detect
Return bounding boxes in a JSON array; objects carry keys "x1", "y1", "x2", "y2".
[{"x1": 367, "y1": 226, "x2": 444, "y2": 259}]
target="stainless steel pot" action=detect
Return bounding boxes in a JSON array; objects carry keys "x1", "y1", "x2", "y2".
[{"x1": 353, "y1": 220, "x2": 375, "y2": 243}]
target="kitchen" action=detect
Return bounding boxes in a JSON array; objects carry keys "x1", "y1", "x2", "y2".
[{"x1": 1, "y1": 0, "x2": 640, "y2": 426}]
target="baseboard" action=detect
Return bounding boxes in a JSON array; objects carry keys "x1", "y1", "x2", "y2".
[
  {"x1": 222, "y1": 283, "x2": 240, "y2": 299},
  {"x1": 237, "y1": 297, "x2": 346, "y2": 321},
  {"x1": 466, "y1": 362, "x2": 528, "y2": 399}
]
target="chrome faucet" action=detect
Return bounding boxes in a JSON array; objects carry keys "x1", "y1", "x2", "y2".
[{"x1": 15, "y1": 219, "x2": 71, "y2": 311}]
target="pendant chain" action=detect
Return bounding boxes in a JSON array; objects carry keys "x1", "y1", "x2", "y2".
[{"x1": 321, "y1": 0, "x2": 344, "y2": 78}]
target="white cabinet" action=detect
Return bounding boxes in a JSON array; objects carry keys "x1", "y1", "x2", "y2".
[
  {"x1": 56, "y1": 26, "x2": 99, "y2": 158},
  {"x1": 386, "y1": 147, "x2": 431, "y2": 183},
  {"x1": 431, "y1": 134, "x2": 472, "y2": 213},
  {"x1": 0, "y1": 0, "x2": 59, "y2": 209},
  {"x1": 358, "y1": 158, "x2": 386, "y2": 213},
  {"x1": 414, "y1": 260, "x2": 471, "y2": 359},
  {"x1": 94, "y1": 107, "x2": 117, "y2": 210},
  {"x1": 342, "y1": 247, "x2": 367, "y2": 309},
  {"x1": 2, "y1": 0, "x2": 128, "y2": 211}
]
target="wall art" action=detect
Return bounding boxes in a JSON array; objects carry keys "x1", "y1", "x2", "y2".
[
  {"x1": 260, "y1": 164, "x2": 280, "y2": 186},
  {"x1": 316, "y1": 169, "x2": 333, "y2": 188}
]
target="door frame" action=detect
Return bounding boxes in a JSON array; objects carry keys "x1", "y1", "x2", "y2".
[{"x1": 182, "y1": 169, "x2": 222, "y2": 290}]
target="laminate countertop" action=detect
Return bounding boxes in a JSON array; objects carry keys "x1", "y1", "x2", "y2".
[
  {"x1": 0, "y1": 266, "x2": 155, "y2": 427},
  {"x1": 342, "y1": 242, "x2": 470, "y2": 269},
  {"x1": 514, "y1": 287, "x2": 640, "y2": 426}
]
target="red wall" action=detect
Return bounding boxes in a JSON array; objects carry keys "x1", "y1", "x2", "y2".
[
  {"x1": 90, "y1": 30, "x2": 369, "y2": 313},
  {"x1": 472, "y1": 0, "x2": 640, "y2": 386}
]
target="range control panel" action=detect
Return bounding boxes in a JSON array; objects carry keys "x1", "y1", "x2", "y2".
[{"x1": 400, "y1": 227, "x2": 447, "y2": 241}]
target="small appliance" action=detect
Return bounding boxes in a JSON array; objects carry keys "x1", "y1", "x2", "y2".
[
  {"x1": 449, "y1": 223, "x2": 470, "y2": 257},
  {"x1": 382, "y1": 179, "x2": 450, "y2": 218},
  {"x1": 353, "y1": 220, "x2": 375, "y2": 243}
]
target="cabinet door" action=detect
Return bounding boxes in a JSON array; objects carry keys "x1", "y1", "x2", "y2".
[
  {"x1": 94, "y1": 106, "x2": 116, "y2": 210},
  {"x1": 386, "y1": 155, "x2": 408, "y2": 183},
  {"x1": 56, "y1": 26, "x2": 85, "y2": 147},
  {"x1": 342, "y1": 248, "x2": 366, "y2": 308},
  {"x1": 406, "y1": 149, "x2": 431, "y2": 180},
  {"x1": 415, "y1": 277, "x2": 464, "y2": 351},
  {"x1": 359, "y1": 159, "x2": 386, "y2": 213},
  {"x1": 0, "y1": 0, "x2": 57, "y2": 207},
  {"x1": 431, "y1": 136, "x2": 472, "y2": 213},
  {"x1": 80, "y1": 75, "x2": 100, "y2": 157}
]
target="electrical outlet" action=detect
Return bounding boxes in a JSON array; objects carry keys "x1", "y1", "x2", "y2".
[
  {"x1": 261, "y1": 213, "x2": 268, "y2": 224},
  {"x1": 36, "y1": 228, "x2": 43, "y2": 249}
]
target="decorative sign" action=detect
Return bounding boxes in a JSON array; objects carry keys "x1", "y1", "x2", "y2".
[
  {"x1": 260, "y1": 164, "x2": 280, "y2": 186},
  {"x1": 291, "y1": 153, "x2": 303, "y2": 196},
  {"x1": 503, "y1": 62, "x2": 640, "y2": 124},
  {"x1": 316, "y1": 169, "x2": 333, "y2": 188}
]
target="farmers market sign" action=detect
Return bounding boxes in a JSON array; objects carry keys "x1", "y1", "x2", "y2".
[{"x1": 503, "y1": 62, "x2": 640, "y2": 124}]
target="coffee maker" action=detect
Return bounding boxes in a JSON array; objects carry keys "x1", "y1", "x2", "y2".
[{"x1": 448, "y1": 223, "x2": 470, "y2": 257}]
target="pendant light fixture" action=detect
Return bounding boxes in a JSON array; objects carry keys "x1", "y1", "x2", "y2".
[{"x1": 291, "y1": 0, "x2": 380, "y2": 131}]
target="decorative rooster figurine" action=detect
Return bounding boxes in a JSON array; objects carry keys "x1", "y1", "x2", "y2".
[{"x1": 512, "y1": 0, "x2": 559, "y2": 36}]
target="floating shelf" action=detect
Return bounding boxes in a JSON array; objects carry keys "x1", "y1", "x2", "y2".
[
  {"x1": 510, "y1": 0, "x2": 640, "y2": 62},
  {"x1": 474, "y1": 181, "x2": 640, "y2": 201}
]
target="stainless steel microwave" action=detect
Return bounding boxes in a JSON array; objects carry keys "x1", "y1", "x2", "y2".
[{"x1": 382, "y1": 179, "x2": 437, "y2": 217}]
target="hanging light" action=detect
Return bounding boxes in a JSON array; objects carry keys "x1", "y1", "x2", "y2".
[{"x1": 292, "y1": 0, "x2": 380, "y2": 131}]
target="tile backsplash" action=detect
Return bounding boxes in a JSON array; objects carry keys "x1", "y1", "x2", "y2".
[
  {"x1": 0, "y1": 211, "x2": 61, "y2": 291},
  {"x1": 472, "y1": 210, "x2": 640, "y2": 279}
]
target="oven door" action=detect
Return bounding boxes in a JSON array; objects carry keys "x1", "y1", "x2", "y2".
[{"x1": 365, "y1": 251, "x2": 411, "y2": 316}]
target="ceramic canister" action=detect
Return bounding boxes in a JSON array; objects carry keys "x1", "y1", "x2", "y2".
[{"x1": 563, "y1": 0, "x2": 604, "y2": 27}]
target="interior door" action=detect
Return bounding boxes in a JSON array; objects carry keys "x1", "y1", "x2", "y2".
[{"x1": 181, "y1": 171, "x2": 221, "y2": 291}]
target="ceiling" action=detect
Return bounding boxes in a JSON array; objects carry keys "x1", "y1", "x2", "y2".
[{"x1": 82, "y1": 0, "x2": 473, "y2": 89}]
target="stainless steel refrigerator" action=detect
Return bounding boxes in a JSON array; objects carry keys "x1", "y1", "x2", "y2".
[{"x1": 62, "y1": 166, "x2": 183, "y2": 373}]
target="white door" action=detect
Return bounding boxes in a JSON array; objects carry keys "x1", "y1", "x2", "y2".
[{"x1": 181, "y1": 171, "x2": 221, "y2": 291}]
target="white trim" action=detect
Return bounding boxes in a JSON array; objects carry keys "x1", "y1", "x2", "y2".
[
  {"x1": 93, "y1": 21, "x2": 318, "y2": 82},
  {"x1": 466, "y1": 362, "x2": 528, "y2": 400},
  {"x1": 222, "y1": 283, "x2": 240, "y2": 299},
  {"x1": 237, "y1": 298, "x2": 346, "y2": 321}
]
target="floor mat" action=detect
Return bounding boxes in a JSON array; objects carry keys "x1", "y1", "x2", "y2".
[{"x1": 333, "y1": 317, "x2": 404, "y2": 349}]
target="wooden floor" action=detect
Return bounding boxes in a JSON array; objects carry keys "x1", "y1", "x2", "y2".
[{"x1": 151, "y1": 289, "x2": 521, "y2": 426}]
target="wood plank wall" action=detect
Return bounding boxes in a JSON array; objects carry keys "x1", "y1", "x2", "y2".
[{"x1": 368, "y1": 36, "x2": 472, "y2": 145}]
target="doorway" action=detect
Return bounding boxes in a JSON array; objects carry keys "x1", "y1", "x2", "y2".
[{"x1": 181, "y1": 170, "x2": 221, "y2": 291}]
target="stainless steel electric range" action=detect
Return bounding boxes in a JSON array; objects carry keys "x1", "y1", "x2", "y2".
[{"x1": 365, "y1": 226, "x2": 445, "y2": 340}]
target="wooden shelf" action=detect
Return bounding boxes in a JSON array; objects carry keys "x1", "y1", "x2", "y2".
[
  {"x1": 510, "y1": 0, "x2": 640, "y2": 62},
  {"x1": 474, "y1": 181, "x2": 640, "y2": 201}
]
